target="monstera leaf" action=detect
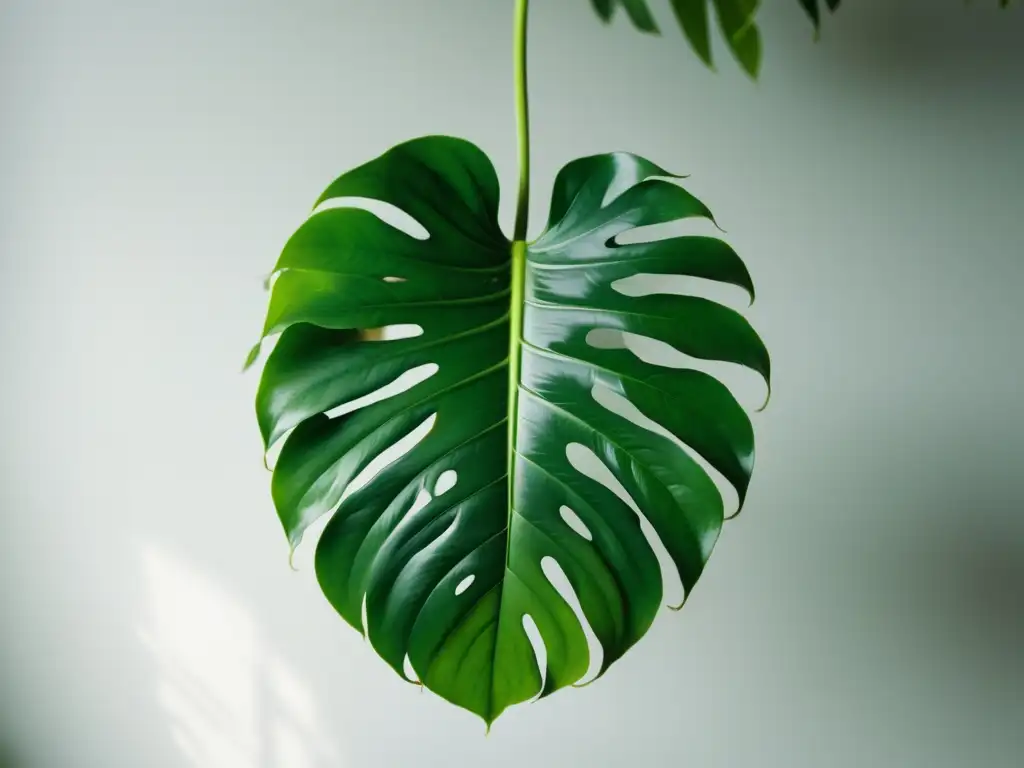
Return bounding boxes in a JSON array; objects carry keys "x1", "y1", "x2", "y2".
[
  {"x1": 590, "y1": 0, "x2": 844, "y2": 76},
  {"x1": 248, "y1": 135, "x2": 769, "y2": 726}
]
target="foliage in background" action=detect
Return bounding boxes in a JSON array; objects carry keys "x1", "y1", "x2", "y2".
[
  {"x1": 591, "y1": 1, "x2": 1017, "y2": 78},
  {"x1": 590, "y1": 0, "x2": 841, "y2": 76}
]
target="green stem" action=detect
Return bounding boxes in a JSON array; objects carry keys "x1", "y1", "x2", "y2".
[
  {"x1": 490, "y1": 0, "x2": 531, "y2": 726},
  {"x1": 507, "y1": 239, "x2": 526, "y2": 437},
  {"x1": 512, "y1": 0, "x2": 530, "y2": 242},
  {"x1": 506, "y1": 0, "x2": 529, "y2": 536}
]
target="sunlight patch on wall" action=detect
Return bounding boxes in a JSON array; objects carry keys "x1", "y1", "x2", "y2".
[{"x1": 137, "y1": 544, "x2": 342, "y2": 767}]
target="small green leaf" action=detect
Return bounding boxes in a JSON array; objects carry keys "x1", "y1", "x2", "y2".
[
  {"x1": 670, "y1": 0, "x2": 713, "y2": 67},
  {"x1": 590, "y1": 0, "x2": 614, "y2": 22},
  {"x1": 620, "y1": 0, "x2": 660, "y2": 32},
  {"x1": 714, "y1": 0, "x2": 762, "y2": 78},
  {"x1": 798, "y1": 0, "x2": 821, "y2": 28},
  {"x1": 589, "y1": 0, "x2": 658, "y2": 32},
  {"x1": 588, "y1": 0, "x2": 762, "y2": 77},
  {"x1": 797, "y1": 0, "x2": 841, "y2": 38}
]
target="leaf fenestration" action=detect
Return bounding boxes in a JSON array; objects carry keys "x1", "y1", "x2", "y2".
[{"x1": 250, "y1": 136, "x2": 768, "y2": 726}]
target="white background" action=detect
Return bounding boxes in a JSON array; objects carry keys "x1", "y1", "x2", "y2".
[{"x1": 2, "y1": 1, "x2": 1023, "y2": 766}]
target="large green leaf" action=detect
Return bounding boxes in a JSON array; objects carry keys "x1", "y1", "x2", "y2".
[{"x1": 249, "y1": 135, "x2": 769, "y2": 726}]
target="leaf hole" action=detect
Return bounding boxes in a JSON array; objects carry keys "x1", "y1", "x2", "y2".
[
  {"x1": 613, "y1": 216, "x2": 719, "y2": 246},
  {"x1": 599, "y1": 172, "x2": 684, "y2": 210},
  {"x1": 599, "y1": 177, "x2": 634, "y2": 209},
  {"x1": 611, "y1": 273, "x2": 750, "y2": 310},
  {"x1": 585, "y1": 328, "x2": 628, "y2": 350},
  {"x1": 324, "y1": 363, "x2": 438, "y2": 420},
  {"x1": 403, "y1": 654, "x2": 420, "y2": 683},
  {"x1": 454, "y1": 574, "x2": 475, "y2": 596},
  {"x1": 408, "y1": 488, "x2": 433, "y2": 517},
  {"x1": 590, "y1": 383, "x2": 737, "y2": 520},
  {"x1": 540, "y1": 556, "x2": 604, "y2": 686},
  {"x1": 381, "y1": 276, "x2": 407, "y2": 284},
  {"x1": 313, "y1": 196, "x2": 429, "y2": 240},
  {"x1": 376, "y1": 324, "x2": 424, "y2": 341},
  {"x1": 378, "y1": 484, "x2": 461, "y2": 572},
  {"x1": 521, "y1": 614, "x2": 547, "y2": 697},
  {"x1": 584, "y1": 329, "x2": 764, "y2": 409},
  {"x1": 559, "y1": 505, "x2": 593, "y2": 541},
  {"x1": 565, "y1": 442, "x2": 684, "y2": 609},
  {"x1": 343, "y1": 413, "x2": 436, "y2": 501},
  {"x1": 434, "y1": 470, "x2": 458, "y2": 496}
]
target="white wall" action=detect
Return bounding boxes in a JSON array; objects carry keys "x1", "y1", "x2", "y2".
[{"x1": 1, "y1": 1, "x2": 1022, "y2": 766}]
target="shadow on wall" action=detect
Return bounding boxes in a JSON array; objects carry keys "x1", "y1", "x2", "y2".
[
  {"x1": 833, "y1": 401, "x2": 1024, "y2": 695},
  {"x1": 137, "y1": 545, "x2": 344, "y2": 768},
  {"x1": 898, "y1": 493, "x2": 1024, "y2": 671},
  {"x1": 820, "y1": 0, "x2": 1024, "y2": 83},
  {"x1": 0, "y1": 743, "x2": 23, "y2": 768}
]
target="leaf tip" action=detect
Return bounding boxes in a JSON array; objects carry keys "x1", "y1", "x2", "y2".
[
  {"x1": 667, "y1": 593, "x2": 688, "y2": 611},
  {"x1": 243, "y1": 342, "x2": 262, "y2": 372},
  {"x1": 725, "y1": 491, "x2": 748, "y2": 522},
  {"x1": 571, "y1": 679, "x2": 589, "y2": 690}
]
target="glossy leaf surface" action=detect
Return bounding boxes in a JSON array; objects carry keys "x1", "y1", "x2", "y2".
[{"x1": 249, "y1": 135, "x2": 768, "y2": 726}]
